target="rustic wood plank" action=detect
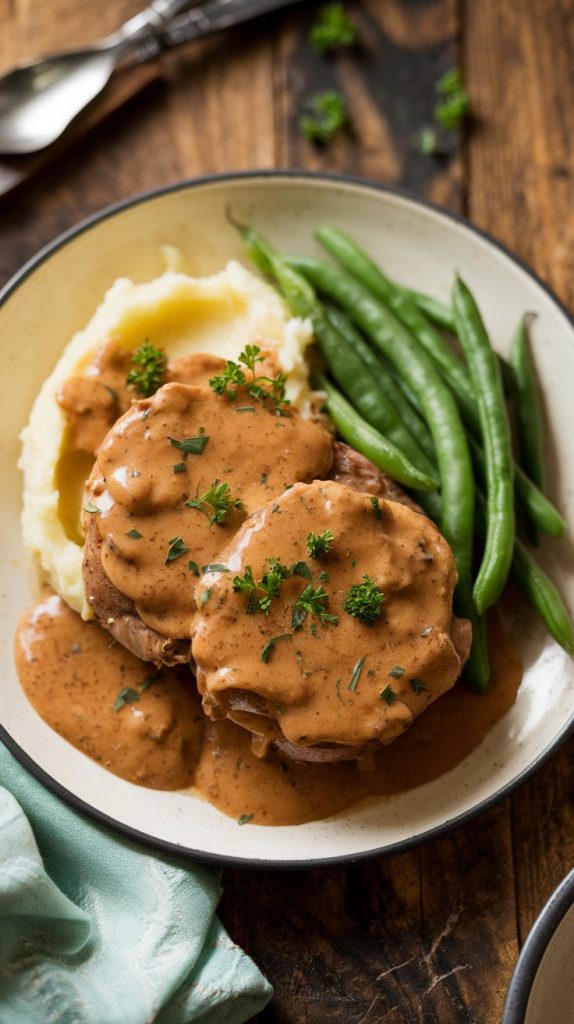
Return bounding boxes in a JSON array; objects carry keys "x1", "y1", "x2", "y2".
[{"x1": 464, "y1": 0, "x2": 574, "y2": 946}]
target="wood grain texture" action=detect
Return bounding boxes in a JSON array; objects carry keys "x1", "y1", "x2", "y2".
[{"x1": 1, "y1": 0, "x2": 572, "y2": 1021}]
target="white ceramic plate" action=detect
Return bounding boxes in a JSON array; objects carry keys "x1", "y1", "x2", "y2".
[
  {"x1": 2, "y1": 172, "x2": 574, "y2": 867},
  {"x1": 503, "y1": 869, "x2": 574, "y2": 1024}
]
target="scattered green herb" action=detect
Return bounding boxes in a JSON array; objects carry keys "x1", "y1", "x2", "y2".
[
  {"x1": 83, "y1": 502, "x2": 100, "y2": 514},
  {"x1": 261, "y1": 633, "x2": 292, "y2": 663},
  {"x1": 310, "y1": 3, "x2": 356, "y2": 54},
  {"x1": 185, "y1": 480, "x2": 244, "y2": 525},
  {"x1": 421, "y1": 625, "x2": 433, "y2": 636},
  {"x1": 388, "y1": 665, "x2": 405, "y2": 680},
  {"x1": 141, "y1": 670, "x2": 162, "y2": 692},
  {"x1": 173, "y1": 462, "x2": 187, "y2": 473},
  {"x1": 348, "y1": 656, "x2": 365, "y2": 692},
  {"x1": 343, "y1": 575, "x2": 385, "y2": 624},
  {"x1": 199, "y1": 588, "x2": 212, "y2": 606},
  {"x1": 380, "y1": 685, "x2": 397, "y2": 705},
  {"x1": 169, "y1": 434, "x2": 209, "y2": 456},
  {"x1": 126, "y1": 341, "x2": 166, "y2": 397},
  {"x1": 299, "y1": 89, "x2": 348, "y2": 145},
  {"x1": 274, "y1": 702, "x2": 287, "y2": 716},
  {"x1": 114, "y1": 687, "x2": 140, "y2": 711},
  {"x1": 233, "y1": 560, "x2": 291, "y2": 615},
  {"x1": 370, "y1": 496, "x2": 382, "y2": 520},
  {"x1": 235, "y1": 406, "x2": 256, "y2": 413},
  {"x1": 291, "y1": 560, "x2": 312, "y2": 579},
  {"x1": 209, "y1": 344, "x2": 290, "y2": 415},
  {"x1": 237, "y1": 813, "x2": 254, "y2": 826},
  {"x1": 292, "y1": 582, "x2": 339, "y2": 630},
  {"x1": 202, "y1": 564, "x2": 230, "y2": 574},
  {"x1": 165, "y1": 536, "x2": 189, "y2": 564},
  {"x1": 335, "y1": 678, "x2": 345, "y2": 704},
  {"x1": 419, "y1": 126, "x2": 441, "y2": 156},
  {"x1": 188, "y1": 560, "x2": 200, "y2": 576},
  {"x1": 306, "y1": 529, "x2": 334, "y2": 559},
  {"x1": 419, "y1": 67, "x2": 471, "y2": 155},
  {"x1": 126, "y1": 528, "x2": 143, "y2": 540},
  {"x1": 410, "y1": 678, "x2": 427, "y2": 695}
]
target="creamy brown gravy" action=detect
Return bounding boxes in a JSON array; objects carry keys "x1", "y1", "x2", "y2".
[
  {"x1": 192, "y1": 480, "x2": 468, "y2": 752},
  {"x1": 15, "y1": 592, "x2": 521, "y2": 826}
]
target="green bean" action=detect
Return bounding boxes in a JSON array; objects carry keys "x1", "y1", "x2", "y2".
[
  {"x1": 282, "y1": 254, "x2": 489, "y2": 687},
  {"x1": 453, "y1": 276, "x2": 515, "y2": 614},
  {"x1": 511, "y1": 314, "x2": 545, "y2": 491},
  {"x1": 237, "y1": 224, "x2": 440, "y2": 493},
  {"x1": 468, "y1": 435, "x2": 565, "y2": 539},
  {"x1": 401, "y1": 289, "x2": 456, "y2": 332},
  {"x1": 315, "y1": 226, "x2": 478, "y2": 418},
  {"x1": 474, "y1": 491, "x2": 574, "y2": 654},
  {"x1": 315, "y1": 373, "x2": 439, "y2": 492},
  {"x1": 323, "y1": 304, "x2": 438, "y2": 468}
]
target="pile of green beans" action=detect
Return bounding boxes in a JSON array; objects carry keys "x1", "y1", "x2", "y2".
[{"x1": 236, "y1": 221, "x2": 573, "y2": 691}]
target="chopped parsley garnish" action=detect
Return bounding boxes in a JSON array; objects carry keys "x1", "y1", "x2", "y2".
[
  {"x1": 380, "y1": 685, "x2": 397, "y2": 705},
  {"x1": 141, "y1": 670, "x2": 162, "y2": 692},
  {"x1": 209, "y1": 344, "x2": 290, "y2": 416},
  {"x1": 434, "y1": 68, "x2": 470, "y2": 128},
  {"x1": 237, "y1": 813, "x2": 254, "y2": 826},
  {"x1": 261, "y1": 633, "x2": 292, "y2": 663},
  {"x1": 343, "y1": 576, "x2": 385, "y2": 624},
  {"x1": 114, "y1": 687, "x2": 140, "y2": 711},
  {"x1": 388, "y1": 665, "x2": 405, "y2": 680},
  {"x1": 410, "y1": 678, "x2": 427, "y2": 695},
  {"x1": 199, "y1": 588, "x2": 212, "y2": 606},
  {"x1": 188, "y1": 560, "x2": 200, "y2": 576},
  {"x1": 83, "y1": 502, "x2": 100, "y2": 514},
  {"x1": 235, "y1": 406, "x2": 256, "y2": 413},
  {"x1": 165, "y1": 536, "x2": 189, "y2": 563},
  {"x1": 292, "y1": 583, "x2": 338, "y2": 630},
  {"x1": 274, "y1": 702, "x2": 287, "y2": 716},
  {"x1": 126, "y1": 528, "x2": 143, "y2": 540},
  {"x1": 185, "y1": 480, "x2": 244, "y2": 525},
  {"x1": 173, "y1": 462, "x2": 187, "y2": 473},
  {"x1": 306, "y1": 529, "x2": 334, "y2": 559},
  {"x1": 291, "y1": 560, "x2": 312, "y2": 579},
  {"x1": 370, "y1": 496, "x2": 383, "y2": 520},
  {"x1": 419, "y1": 68, "x2": 471, "y2": 155},
  {"x1": 310, "y1": 3, "x2": 356, "y2": 54},
  {"x1": 126, "y1": 341, "x2": 166, "y2": 397},
  {"x1": 335, "y1": 678, "x2": 345, "y2": 704},
  {"x1": 233, "y1": 560, "x2": 291, "y2": 615},
  {"x1": 201, "y1": 564, "x2": 230, "y2": 574},
  {"x1": 169, "y1": 434, "x2": 209, "y2": 456},
  {"x1": 299, "y1": 90, "x2": 348, "y2": 145},
  {"x1": 348, "y1": 656, "x2": 365, "y2": 692}
]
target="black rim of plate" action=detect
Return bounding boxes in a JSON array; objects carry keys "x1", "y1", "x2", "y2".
[
  {"x1": 2, "y1": 169, "x2": 574, "y2": 870},
  {"x1": 503, "y1": 868, "x2": 574, "y2": 1024}
]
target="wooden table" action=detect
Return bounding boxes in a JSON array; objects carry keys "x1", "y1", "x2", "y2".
[{"x1": 2, "y1": 2, "x2": 573, "y2": 1020}]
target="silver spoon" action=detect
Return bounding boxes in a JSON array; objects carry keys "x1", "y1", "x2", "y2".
[{"x1": 0, "y1": 0, "x2": 301, "y2": 155}]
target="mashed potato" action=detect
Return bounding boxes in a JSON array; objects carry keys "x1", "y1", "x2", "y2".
[{"x1": 20, "y1": 259, "x2": 314, "y2": 614}]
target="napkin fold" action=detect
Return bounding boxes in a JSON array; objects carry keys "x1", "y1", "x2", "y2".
[{"x1": 0, "y1": 743, "x2": 272, "y2": 1024}]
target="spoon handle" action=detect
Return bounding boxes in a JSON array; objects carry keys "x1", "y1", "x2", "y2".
[{"x1": 158, "y1": 0, "x2": 304, "y2": 49}]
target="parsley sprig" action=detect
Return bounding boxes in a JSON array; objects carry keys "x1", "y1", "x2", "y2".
[
  {"x1": 310, "y1": 3, "x2": 357, "y2": 54},
  {"x1": 233, "y1": 559, "x2": 291, "y2": 615},
  {"x1": 299, "y1": 89, "x2": 348, "y2": 144},
  {"x1": 185, "y1": 480, "x2": 244, "y2": 525},
  {"x1": 306, "y1": 529, "x2": 334, "y2": 559},
  {"x1": 209, "y1": 344, "x2": 290, "y2": 416},
  {"x1": 126, "y1": 341, "x2": 166, "y2": 397},
  {"x1": 343, "y1": 575, "x2": 385, "y2": 624},
  {"x1": 418, "y1": 68, "x2": 471, "y2": 155},
  {"x1": 292, "y1": 583, "x2": 339, "y2": 630}
]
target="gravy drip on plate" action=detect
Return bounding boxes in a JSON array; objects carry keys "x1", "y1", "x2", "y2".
[
  {"x1": 86, "y1": 383, "x2": 332, "y2": 638},
  {"x1": 15, "y1": 593, "x2": 521, "y2": 825}
]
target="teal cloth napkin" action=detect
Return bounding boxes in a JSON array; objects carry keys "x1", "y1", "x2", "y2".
[{"x1": 0, "y1": 743, "x2": 272, "y2": 1024}]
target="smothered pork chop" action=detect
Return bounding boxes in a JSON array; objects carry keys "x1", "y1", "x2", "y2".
[
  {"x1": 82, "y1": 377, "x2": 333, "y2": 663},
  {"x1": 191, "y1": 480, "x2": 471, "y2": 764}
]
